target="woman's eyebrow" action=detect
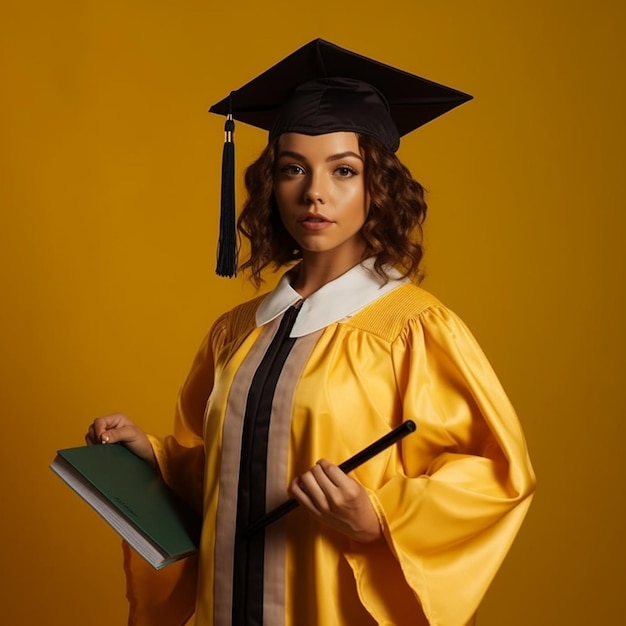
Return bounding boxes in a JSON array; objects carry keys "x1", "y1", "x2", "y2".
[
  {"x1": 326, "y1": 151, "x2": 363, "y2": 163},
  {"x1": 275, "y1": 150, "x2": 306, "y2": 161},
  {"x1": 275, "y1": 150, "x2": 363, "y2": 162}
]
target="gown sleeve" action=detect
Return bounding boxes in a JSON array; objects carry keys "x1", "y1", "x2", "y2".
[
  {"x1": 124, "y1": 313, "x2": 229, "y2": 626},
  {"x1": 345, "y1": 304, "x2": 536, "y2": 626},
  {"x1": 148, "y1": 314, "x2": 228, "y2": 514}
]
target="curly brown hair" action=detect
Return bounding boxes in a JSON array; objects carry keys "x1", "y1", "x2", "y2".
[{"x1": 237, "y1": 133, "x2": 427, "y2": 287}]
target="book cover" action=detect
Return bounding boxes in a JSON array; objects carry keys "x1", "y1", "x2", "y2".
[{"x1": 50, "y1": 443, "x2": 201, "y2": 570}]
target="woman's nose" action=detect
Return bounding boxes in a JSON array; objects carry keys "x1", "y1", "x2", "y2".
[{"x1": 303, "y1": 172, "x2": 326, "y2": 205}]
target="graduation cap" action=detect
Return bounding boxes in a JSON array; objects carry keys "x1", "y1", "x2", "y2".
[{"x1": 209, "y1": 38, "x2": 472, "y2": 277}]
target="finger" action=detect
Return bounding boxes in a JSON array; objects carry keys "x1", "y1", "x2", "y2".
[
  {"x1": 300, "y1": 469, "x2": 344, "y2": 515},
  {"x1": 315, "y1": 459, "x2": 352, "y2": 489},
  {"x1": 288, "y1": 477, "x2": 321, "y2": 514},
  {"x1": 92, "y1": 413, "x2": 131, "y2": 439},
  {"x1": 313, "y1": 461, "x2": 367, "y2": 513},
  {"x1": 308, "y1": 460, "x2": 349, "y2": 500},
  {"x1": 299, "y1": 469, "x2": 327, "y2": 498},
  {"x1": 296, "y1": 460, "x2": 347, "y2": 508},
  {"x1": 96, "y1": 424, "x2": 141, "y2": 445},
  {"x1": 85, "y1": 424, "x2": 98, "y2": 446}
]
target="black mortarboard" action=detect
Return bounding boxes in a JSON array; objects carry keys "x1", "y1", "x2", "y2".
[{"x1": 209, "y1": 38, "x2": 472, "y2": 277}]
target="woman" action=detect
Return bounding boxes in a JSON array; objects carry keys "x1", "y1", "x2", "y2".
[{"x1": 86, "y1": 40, "x2": 535, "y2": 626}]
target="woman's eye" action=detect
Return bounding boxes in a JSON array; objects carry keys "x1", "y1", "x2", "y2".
[
  {"x1": 335, "y1": 166, "x2": 357, "y2": 177},
  {"x1": 281, "y1": 164, "x2": 305, "y2": 176}
]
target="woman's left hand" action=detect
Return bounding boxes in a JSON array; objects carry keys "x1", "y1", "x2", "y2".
[{"x1": 288, "y1": 459, "x2": 382, "y2": 543}]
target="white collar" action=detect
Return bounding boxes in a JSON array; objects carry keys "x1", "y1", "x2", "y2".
[{"x1": 255, "y1": 258, "x2": 410, "y2": 337}]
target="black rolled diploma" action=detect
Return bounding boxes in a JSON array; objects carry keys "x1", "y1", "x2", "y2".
[{"x1": 246, "y1": 420, "x2": 417, "y2": 536}]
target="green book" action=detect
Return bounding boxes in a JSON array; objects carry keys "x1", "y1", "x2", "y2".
[{"x1": 50, "y1": 443, "x2": 201, "y2": 570}]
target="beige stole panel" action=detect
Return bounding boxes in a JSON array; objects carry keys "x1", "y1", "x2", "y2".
[
  {"x1": 213, "y1": 315, "x2": 321, "y2": 626},
  {"x1": 262, "y1": 329, "x2": 322, "y2": 626}
]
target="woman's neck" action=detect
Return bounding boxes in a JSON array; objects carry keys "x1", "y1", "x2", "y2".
[{"x1": 291, "y1": 250, "x2": 368, "y2": 299}]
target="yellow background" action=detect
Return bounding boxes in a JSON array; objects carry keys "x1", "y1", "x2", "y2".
[{"x1": 1, "y1": 1, "x2": 624, "y2": 624}]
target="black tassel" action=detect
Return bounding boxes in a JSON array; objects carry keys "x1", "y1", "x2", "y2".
[{"x1": 216, "y1": 108, "x2": 238, "y2": 277}]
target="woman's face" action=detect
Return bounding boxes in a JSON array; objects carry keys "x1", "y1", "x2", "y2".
[{"x1": 273, "y1": 132, "x2": 368, "y2": 267}]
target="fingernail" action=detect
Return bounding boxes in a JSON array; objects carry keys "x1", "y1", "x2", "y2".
[{"x1": 101, "y1": 435, "x2": 110, "y2": 444}]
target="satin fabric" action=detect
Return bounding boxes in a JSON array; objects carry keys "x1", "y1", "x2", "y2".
[{"x1": 124, "y1": 282, "x2": 535, "y2": 626}]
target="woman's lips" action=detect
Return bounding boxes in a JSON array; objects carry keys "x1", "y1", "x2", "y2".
[{"x1": 298, "y1": 214, "x2": 334, "y2": 231}]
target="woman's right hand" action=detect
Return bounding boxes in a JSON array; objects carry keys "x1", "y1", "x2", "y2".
[{"x1": 85, "y1": 413, "x2": 157, "y2": 469}]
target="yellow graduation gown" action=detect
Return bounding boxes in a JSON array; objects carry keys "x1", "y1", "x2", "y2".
[{"x1": 124, "y1": 276, "x2": 535, "y2": 626}]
